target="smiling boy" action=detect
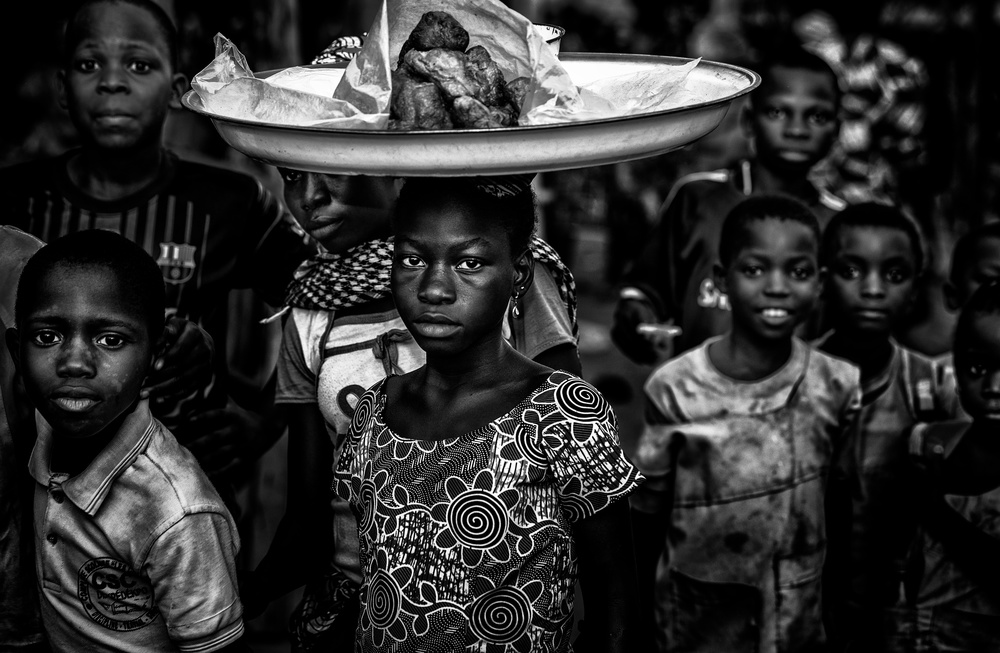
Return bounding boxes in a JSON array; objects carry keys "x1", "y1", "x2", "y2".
[
  {"x1": 6, "y1": 231, "x2": 245, "y2": 653},
  {"x1": 612, "y1": 45, "x2": 845, "y2": 362},
  {"x1": 630, "y1": 196, "x2": 861, "y2": 652}
]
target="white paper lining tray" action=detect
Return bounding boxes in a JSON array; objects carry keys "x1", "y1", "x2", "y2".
[{"x1": 181, "y1": 53, "x2": 759, "y2": 176}]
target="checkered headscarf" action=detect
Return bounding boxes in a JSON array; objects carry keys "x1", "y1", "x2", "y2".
[{"x1": 283, "y1": 236, "x2": 577, "y2": 336}]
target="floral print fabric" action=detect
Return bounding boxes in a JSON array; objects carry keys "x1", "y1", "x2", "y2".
[{"x1": 335, "y1": 371, "x2": 642, "y2": 652}]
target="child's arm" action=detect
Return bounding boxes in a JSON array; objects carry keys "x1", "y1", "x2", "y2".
[
  {"x1": 573, "y1": 498, "x2": 639, "y2": 653},
  {"x1": 629, "y1": 395, "x2": 681, "y2": 650},
  {"x1": 242, "y1": 402, "x2": 334, "y2": 616},
  {"x1": 145, "y1": 512, "x2": 245, "y2": 653}
]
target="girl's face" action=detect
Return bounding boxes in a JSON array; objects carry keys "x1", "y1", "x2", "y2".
[
  {"x1": 717, "y1": 217, "x2": 823, "y2": 343},
  {"x1": 955, "y1": 312, "x2": 1000, "y2": 422},
  {"x1": 391, "y1": 198, "x2": 528, "y2": 358},
  {"x1": 826, "y1": 226, "x2": 918, "y2": 335},
  {"x1": 280, "y1": 171, "x2": 395, "y2": 253}
]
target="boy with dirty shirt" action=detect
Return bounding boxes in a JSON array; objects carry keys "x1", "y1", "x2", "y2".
[{"x1": 630, "y1": 196, "x2": 861, "y2": 653}]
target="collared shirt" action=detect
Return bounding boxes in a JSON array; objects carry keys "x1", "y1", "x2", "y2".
[{"x1": 29, "y1": 400, "x2": 244, "y2": 653}]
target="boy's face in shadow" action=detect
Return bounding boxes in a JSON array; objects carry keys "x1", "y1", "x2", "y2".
[
  {"x1": 955, "y1": 312, "x2": 1000, "y2": 422},
  {"x1": 826, "y1": 226, "x2": 918, "y2": 336},
  {"x1": 10, "y1": 265, "x2": 154, "y2": 440},
  {"x1": 59, "y1": 2, "x2": 186, "y2": 152},
  {"x1": 716, "y1": 217, "x2": 823, "y2": 343},
  {"x1": 946, "y1": 236, "x2": 1000, "y2": 311},
  {"x1": 746, "y1": 65, "x2": 839, "y2": 176}
]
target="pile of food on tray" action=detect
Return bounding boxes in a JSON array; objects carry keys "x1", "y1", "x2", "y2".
[{"x1": 188, "y1": 0, "x2": 702, "y2": 131}]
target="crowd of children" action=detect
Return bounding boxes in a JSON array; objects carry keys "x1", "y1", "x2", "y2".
[{"x1": 2, "y1": 1, "x2": 1000, "y2": 653}]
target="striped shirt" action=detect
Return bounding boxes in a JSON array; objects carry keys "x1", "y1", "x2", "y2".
[{"x1": 0, "y1": 150, "x2": 313, "y2": 416}]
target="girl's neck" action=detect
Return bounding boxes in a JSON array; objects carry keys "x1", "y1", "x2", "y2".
[
  {"x1": 823, "y1": 330, "x2": 894, "y2": 383},
  {"x1": 68, "y1": 145, "x2": 166, "y2": 202},
  {"x1": 710, "y1": 330, "x2": 793, "y2": 381},
  {"x1": 423, "y1": 336, "x2": 521, "y2": 391},
  {"x1": 750, "y1": 160, "x2": 815, "y2": 200}
]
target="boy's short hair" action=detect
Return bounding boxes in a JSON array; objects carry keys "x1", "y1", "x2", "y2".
[
  {"x1": 64, "y1": 0, "x2": 179, "y2": 70},
  {"x1": 949, "y1": 221, "x2": 1000, "y2": 286},
  {"x1": 394, "y1": 177, "x2": 538, "y2": 256},
  {"x1": 821, "y1": 202, "x2": 926, "y2": 275},
  {"x1": 16, "y1": 230, "x2": 166, "y2": 339},
  {"x1": 754, "y1": 42, "x2": 841, "y2": 105},
  {"x1": 954, "y1": 279, "x2": 1000, "y2": 349},
  {"x1": 718, "y1": 195, "x2": 821, "y2": 267}
]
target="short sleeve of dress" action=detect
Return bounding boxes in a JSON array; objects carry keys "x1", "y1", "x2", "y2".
[
  {"x1": 333, "y1": 384, "x2": 381, "y2": 504},
  {"x1": 145, "y1": 512, "x2": 244, "y2": 652},
  {"x1": 275, "y1": 309, "x2": 326, "y2": 405},
  {"x1": 540, "y1": 375, "x2": 643, "y2": 523}
]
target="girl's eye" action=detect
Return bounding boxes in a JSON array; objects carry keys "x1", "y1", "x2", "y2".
[
  {"x1": 129, "y1": 61, "x2": 152, "y2": 73},
  {"x1": 742, "y1": 265, "x2": 763, "y2": 278},
  {"x1": 75, "y1": 60, "x2": 98, "y2": 72},
  {"x1": 398, "y1": 255, "x2": 424, "y2": 268},
  {"x1": 456, "y1": 259, "x2": 483, "y2": 271},
  {"x1": 96, "y1": 334, "x2": 126, "y2": 349},
  {"x1": 279, "y1": 169, "x2": 303, "y2": 184},
  {"x1": 837, "y1": 265, "x2": 860, "y2": 280},
  {"x1": 885, "y1": 267, "x2": 910, "y2": 284},
  {"x1": 32, "y1": 331, "x2": 62, "y2": 347}
]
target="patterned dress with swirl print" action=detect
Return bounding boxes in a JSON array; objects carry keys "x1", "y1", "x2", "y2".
[{"x1": 334, "y1": 371, "x2": 643, "y2": 652}]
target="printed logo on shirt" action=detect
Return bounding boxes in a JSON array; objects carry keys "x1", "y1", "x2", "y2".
[
  {"x1": 78, "y1": 557, "x2": 157, "y2": 631},
  {"x1": 156, "y1": 242, "x2": 197, "y2": 285},
  {"x1": 697, "y1": 278, "x2": 731, "y2": 311}
]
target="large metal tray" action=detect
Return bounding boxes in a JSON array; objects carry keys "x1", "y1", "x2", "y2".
[{"x1": 180, "y1": 53, "x2": 759, "y2": 176}]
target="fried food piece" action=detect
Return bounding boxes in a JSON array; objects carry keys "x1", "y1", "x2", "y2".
[
  {"x1": 505, "y1": 77, "x2": 531, "y2": 114},
  {"x1": 404, "y1": 48, "x2": 481, "y2": 102},
  {"x1": 389, "y1": 68, "x2": 453, "y2": 131},
  {"x1": 465, "y1": 45, "x2": 508, "y2": 108},
  {"x1": 488, "y1": 105, "x2": 517, "y2": 127},
  {"x1": 398, "y1": 11, "x2": 469, "y2": 64},
  {"x1": 451, "y1": 95, "x2": 505, "y2": 129}
]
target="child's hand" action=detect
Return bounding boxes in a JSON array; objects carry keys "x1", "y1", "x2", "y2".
[
  {"x1": 143, "y1": 316, "x2": 214, "y2": 405},
  {"x1": 611, "y1": 298, "x2": 677, "y2": 364},
  {"x1": 183, "y1": 401, "x2": 271, "y2": 478}
]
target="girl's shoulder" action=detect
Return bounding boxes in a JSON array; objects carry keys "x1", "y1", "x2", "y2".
[{"x1": 529, "y1": 370, "x2": 615, "y2": 424}]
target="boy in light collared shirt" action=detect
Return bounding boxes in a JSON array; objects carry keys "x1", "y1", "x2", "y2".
[{"x1": 5, "y1": 230, "x2": 245, "y2": 653}]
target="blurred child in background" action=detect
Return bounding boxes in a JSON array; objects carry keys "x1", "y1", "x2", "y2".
[
  {"x1": 814, "y1": 203, "x2": 959, "y2": 648},
  {"x1": 612, "y1": 45, "x2": 844, "y2": 364},
  {"x1": 631, "y1": 196, "x2": 860, "y2": 652},
  {"x1": 892, "y1": 280, "x2": 1000, "y2": 651}
]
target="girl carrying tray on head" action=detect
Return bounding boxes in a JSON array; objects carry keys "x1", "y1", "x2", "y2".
[{"x1": 243, "y1": 170, "x2": 597, "y2": 651}]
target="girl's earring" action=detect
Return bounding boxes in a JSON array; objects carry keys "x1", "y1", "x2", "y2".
[{"x1": 512, "y1": 286, "x2": 525, "y2": 319}]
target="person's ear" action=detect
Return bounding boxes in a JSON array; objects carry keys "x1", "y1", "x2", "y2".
[
  {"x1": 713, "y1": 263, "x2": 728, "y2": 295},
  {"x1": 57, "y1": 69, "x2": 69, "y2": 111},
  {"x1": 944, "y1": 281, "x2": 962, "y2": 312},
  {"x1": 169, "y1": 72, "x2": 189, "y2": 110},
  {"x1": 5, "y1": 327, "x2": 21, "y2": 372},
  {"x1": 513, "y1": 249, "x2": 535, "y2": 297}
]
